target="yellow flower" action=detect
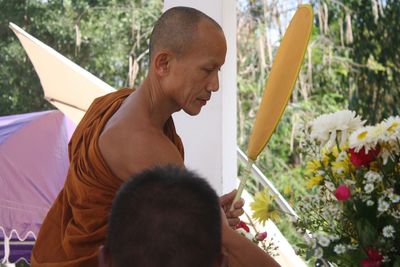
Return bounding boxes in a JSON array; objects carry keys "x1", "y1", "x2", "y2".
[
  {"x1": 321, "y1": 146, "x2": 339, "y2": 167},
  {"x1": 388, "y1": 122, "x2": 398, "y2": 132},
  {"x1": 306, "y1": 175, "x2": 323, "y2": 189},
  {"x1": 332, "y1": 158, "x2": 351, "y2": 176},
  {"x1": 283, "y1": 184, "x2": 292, "y2": 195},
  {"x1": 250, "y1": 189, "x2": 279, "y2": 225},
  {"x1": 341, "y1": 144, "x2": 349, "y2": 151},
  {"x1": 353, "y1": 187, "x2": 362, "y2": 194},
  {"x1": 331, "y1": 146, "x2": 339, "y2": 158},
  {"x1": 305, "y1": 160, "x2": 321, "y2": 175},
  {"x1": 321, "y1": 155, "x2": 330, "y2": 167}
]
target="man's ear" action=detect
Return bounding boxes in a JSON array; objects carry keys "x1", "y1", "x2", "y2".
[
  {"x1": 153, "y1": 50, "x2": 173, "y2": 76},
  {"x1": 98, "y1": 245, "x2": 113, "y2": 267}
]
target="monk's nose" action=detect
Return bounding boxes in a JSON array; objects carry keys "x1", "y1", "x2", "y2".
[{"x1": 207, "y1": 73, "x2": 219, "y2": 92}]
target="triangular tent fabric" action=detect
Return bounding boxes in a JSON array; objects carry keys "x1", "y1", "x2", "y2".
[
  {"x1": 9, "y1": 22, "x2": 115, "y2": 125},
  {"x1": 0, "y1": 110, "x2": 75, "y2": 264}
]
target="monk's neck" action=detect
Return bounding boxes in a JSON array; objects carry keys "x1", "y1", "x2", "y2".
[{"x1": 134, "y1": 78, "x2": 180, "y2": 129}]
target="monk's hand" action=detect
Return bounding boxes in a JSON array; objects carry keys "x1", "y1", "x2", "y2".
[{"x1": 219, "y1": 189, "x2": 244, "y2": 228}]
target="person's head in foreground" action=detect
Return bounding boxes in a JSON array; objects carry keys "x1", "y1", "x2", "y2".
[
  {"x1": 147, "y1": 6, "x2": 226, "y2": 116},
  {"x1": 99, "y1": 165, "x2": 222, "y2": 267}
]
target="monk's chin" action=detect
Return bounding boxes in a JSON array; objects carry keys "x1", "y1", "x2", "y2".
[{"x1": 182, "y1": 107, "x2": 202, "y2": 116}]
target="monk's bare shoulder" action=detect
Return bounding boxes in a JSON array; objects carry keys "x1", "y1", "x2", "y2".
[{"x1": 99, "y1": 123, "x2": 183, "y2": 181}]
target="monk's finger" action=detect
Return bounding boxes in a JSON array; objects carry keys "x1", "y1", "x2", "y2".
[
  {"x1": 226, "y1": 208, "x2": 244, "y2": 219},
  {"x1": 228, "y1": 218, "x2": 240, "y2": 228},
  {"x1": 233, "y1": 198, "x2": 245, "y2": 209},
  {"x1": 219, "y1": 189, "x2": 237, "y2": 206}
]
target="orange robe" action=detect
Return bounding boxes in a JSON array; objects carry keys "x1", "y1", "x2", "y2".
[{"x1": 31, "y1": 88, "x2": 184, "y2": 266}]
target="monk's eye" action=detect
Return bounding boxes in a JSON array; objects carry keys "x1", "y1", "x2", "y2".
[{"x1": 203, "y1": 68, "x2": 214, "y2": 73}]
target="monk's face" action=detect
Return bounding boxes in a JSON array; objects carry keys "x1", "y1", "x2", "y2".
[{"x1": 166, "y1": 20, "x2": 227, "y2": 115}]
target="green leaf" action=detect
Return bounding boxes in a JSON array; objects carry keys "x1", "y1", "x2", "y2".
[{"x1": 356, "y1": 219, "x2": 377, "y2": 246}]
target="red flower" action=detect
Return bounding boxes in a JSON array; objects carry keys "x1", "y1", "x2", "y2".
[
  {"x1": 255, "y1": 232, "x2": 268, "y2": 241},
  {"x1": 334, "y1": 184, "x2": 351, "y2": 201},
  {"x1": 235, "y1": 221, "x2": 250, "y2": 232},
  {"x1": 361, "y1": 259, "x2": 382, "y2": 267},
  {"x1": 349, "y1": 147, "x2": 379, "y2": 168},
  {"x1": 366, "y1": 247, "x2": 383, "y2": 261},
  {"x1": 361, "y1": 247, "x2": 383, "y2": 267}
]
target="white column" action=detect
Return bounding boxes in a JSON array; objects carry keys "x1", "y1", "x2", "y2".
[{"x1": 163, "y1": 0, "x2": 237, "y2": 195}]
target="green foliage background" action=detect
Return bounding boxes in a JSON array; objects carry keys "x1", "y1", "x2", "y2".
[
  {"x1": 0, "y1": 0, "x2": 399, "y2": 265},
  {"x1": 0, "y1": 0, "x2": 162, "y2": 115}
]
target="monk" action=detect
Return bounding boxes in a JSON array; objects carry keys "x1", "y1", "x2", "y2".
[{"x1": 31, "y1": 6, "x2": 245, "y2": 267}]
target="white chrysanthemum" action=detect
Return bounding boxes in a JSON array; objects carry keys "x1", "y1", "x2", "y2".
[
  {"x1": 347, "y1": 244, "x2": 358, "y2": 250},
  {"x1": 364, "y1": 171, "x2": 382, "y2": 184},
  {"x1": 370, "y1": 122, "x2": 387, "y2": 143},
  {"x1": 366, "y1": 200, "x2": 374, "y2": 206},
  {"x1": 378, "y1": 116, "x2": 400, "y2": 163},
  {"x1": 325, "y1": 181, "x2": 336, "y2": 192},
  {"x1": 311, "y1": 110, "x2": 365, "y2": 149},
  {"x1": 344, "y1": 180, "x2": 356, "y2": 188},
  {"x1": 392, "y1": 210, "x2": 400, "y2": 219},
  {"x1": 334, "y1": 244, "x2": 347, "y2": 254},
  {"x1": 382, "y1": 225, "x2": 395, "y2": 238},
  {"x1": 314, "y1": 247, "x2": 323, "y2": 258},
  {"x1": 389, "y1": 192, "x2": 400, "y2": 203},
  {"x1": 364, "y1": 183, "x2": 374, "y2": 194},
  {"x1": 383, "y1": 256, "x2": 390, "y2": 263},
  {"x1": 379, "y1": 147, "x2": 393, "y2": 165},
  {"x1": 378, "y1": 198, "x2": 390, "y2": 213},
  {"x1": 349, "y1": 126, "x2": 377, "y2": 153},
  {"x1": 330, "y1": 235, "x2": 340, "y2": 241},
  {"x1": 336, "y1": 151, "x2": 348, "y2": 161},
  {"x1": 383, "y1": 116, "x2": 400, "y2": 138},
  {"x1": 335, "y1": 167, "x2": 344, "y2": 174},
  {"x1": 317, "y1": 234, "x2": 331, "y2": 247}
]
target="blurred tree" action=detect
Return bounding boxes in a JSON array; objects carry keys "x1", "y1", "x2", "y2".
[
  {"x1": 346, "y1": 0, "x2": 400, "y2": 123},
  {"x1": 0, "y1": 0, "x2": 162, "y2": 116}
]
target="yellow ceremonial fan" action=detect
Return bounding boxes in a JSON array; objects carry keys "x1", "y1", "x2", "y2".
[{"x1": 231, "y1": 5, "x2": 313, "y2": 209}]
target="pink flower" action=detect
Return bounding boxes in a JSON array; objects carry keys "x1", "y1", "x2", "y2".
[
  {"x1": 334, "y1": 184, "x2": 351, "y2": 201},
  {"x1": 255, "y1": 232, "x2": 268, "y2": 241},
  {"x1": 235, "y1": 221, "x2": 250, "y2": 233},
  {"x1": 361, "y1": 247, "x2": 383, "y2": 267},
  {"x1": 349, "y1": 147, "x2": 379, "y2": 168}
]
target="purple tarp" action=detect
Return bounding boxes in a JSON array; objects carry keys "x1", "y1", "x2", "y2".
[{"x1": 0, "y1": 110, "x2": 75, "y2": 263}]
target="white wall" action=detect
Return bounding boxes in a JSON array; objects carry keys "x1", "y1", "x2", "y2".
[{"x1": 163, "y1": 0, "x2": 237, "y2": 195}]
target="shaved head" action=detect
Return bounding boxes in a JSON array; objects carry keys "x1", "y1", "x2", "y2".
[{"x1": 149, "y1": 6, "x2": 223, "y2": 62}]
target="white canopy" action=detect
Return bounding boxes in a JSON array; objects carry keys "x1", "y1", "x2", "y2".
[{"x1": 9, "y1": 23, "x2": 115, "y2": 125}]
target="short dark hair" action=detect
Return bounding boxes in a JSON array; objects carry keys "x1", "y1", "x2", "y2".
[
  {"x1": 149, "y1": 6, "x2": 222, "y2": 61},
  {"x1": 106, "y1": 165, "x2": 221, "y2": 267}
]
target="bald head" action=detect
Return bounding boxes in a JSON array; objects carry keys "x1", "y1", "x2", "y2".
[{"x1": 149, "y1": 6, "x2": 223, "y2": 62}]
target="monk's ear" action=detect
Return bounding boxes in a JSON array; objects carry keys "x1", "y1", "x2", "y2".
[
  {"x1": 98, "y1": 245, "x2": 113, "y2": 267},
  {"x1": 153, "y1": 50, "x2": 173, "y2": 76}
]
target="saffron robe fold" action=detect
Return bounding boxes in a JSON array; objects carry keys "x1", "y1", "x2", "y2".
[{"x1": 31, "y1": 88, "x2": 184, "y2": 267}]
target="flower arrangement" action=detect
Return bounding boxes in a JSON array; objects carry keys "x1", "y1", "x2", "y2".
[
  {"x1": 294, "y1": 110, "x2": 400, "y2": 266},
  {"x1": 235, "y1": 219, "x2": 279, "y2": 257}
]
